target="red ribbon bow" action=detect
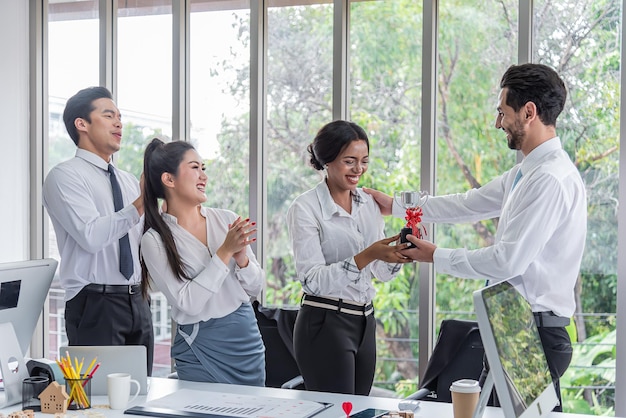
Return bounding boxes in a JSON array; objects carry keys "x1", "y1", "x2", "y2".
[{"x1": 405, "y1": 207, "x2": 426, "y2": 239}]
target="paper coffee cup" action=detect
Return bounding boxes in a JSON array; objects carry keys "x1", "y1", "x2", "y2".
[{"x1": 450, "y1": 379, "x2": 481, "y2": 418}]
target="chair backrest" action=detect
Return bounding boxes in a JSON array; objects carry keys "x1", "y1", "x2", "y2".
[
  {"x1": 419, "y1": 319, "x2": 484, "y2": 403},
  {"x1": 253, "y1": 301, "x2": 303, "y2": 389}
]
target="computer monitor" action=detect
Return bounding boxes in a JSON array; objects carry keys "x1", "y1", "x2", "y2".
[
  {"x1": 473, "y1": 277, "x2": 558, "y2": 418},
  {"x1": 0, "y1": 258, "x2": 57, "y2": 407},
  {"x1": 0, "y1": 258, "x2": 57, "y2": 355}
]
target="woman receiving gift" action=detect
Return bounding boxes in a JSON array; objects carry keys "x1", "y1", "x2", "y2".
[
  {"x1": 287, "y1": 120, "x2": 411, "y2": 395},
  {"x1": 140, "y1": 138, "x2": 265, "y2": 386}
]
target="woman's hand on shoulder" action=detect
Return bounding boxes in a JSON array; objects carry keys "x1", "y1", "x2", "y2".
[{"x1": 362, "y1": 187, "x2": 393, "y2": 216}]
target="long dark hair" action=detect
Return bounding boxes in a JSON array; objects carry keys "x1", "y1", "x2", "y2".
[{"x1": 141, "y1": 138, "x2": 196, "y2": 297}]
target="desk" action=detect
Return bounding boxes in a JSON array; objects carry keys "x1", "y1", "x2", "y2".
[{"x1": 0, "y1": 377, "x2": 615, "y2": 418}]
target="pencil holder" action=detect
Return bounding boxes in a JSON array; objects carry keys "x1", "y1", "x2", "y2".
[
  {"x1": 65, "y1": 376, "x2": 92, "y2": 410},
  {"x1": 22, "y1": 376, "x2": 50, "y2": 411}
]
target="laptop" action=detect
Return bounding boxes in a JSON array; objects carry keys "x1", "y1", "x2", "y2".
[{"x1": 59, "y1": 345, "x2": 148, "y2": 396}]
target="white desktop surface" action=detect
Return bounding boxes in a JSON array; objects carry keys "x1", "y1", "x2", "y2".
[{"x1": 1, "y1": 377, "x2": 616, "y2": 418}]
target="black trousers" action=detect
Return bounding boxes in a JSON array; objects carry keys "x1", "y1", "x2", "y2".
[
  {"x1": 65, "y1": 286, "x2": 155, "y2": 375},
  {"x1": 479, "y1": 325, "x2": 572, "y2": 412},
  {"x1": 293, "y1": 304, "x2": 376, "y2": 395}
]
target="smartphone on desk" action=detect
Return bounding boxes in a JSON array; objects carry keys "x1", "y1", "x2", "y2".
[{"x1": 349, "y1": 408, "x2": 388, "y2": 418}]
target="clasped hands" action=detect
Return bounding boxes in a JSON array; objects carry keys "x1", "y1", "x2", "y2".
[{"x1": 216, "y1": 216, "x2": 257, "y2": 267}]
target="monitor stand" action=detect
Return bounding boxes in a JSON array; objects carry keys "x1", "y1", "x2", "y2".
[
  {"x1": 0, "y1": 322, "x2": 29, "y2": 408},
  {"x1": 472, "y1": 371, "x2": 494, "y2": 418}
]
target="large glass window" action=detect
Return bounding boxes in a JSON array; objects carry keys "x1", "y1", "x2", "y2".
[
  {"x1": 190, "y1": 1, "x2": 251, "y2": 216},
  {"x1": 116, "y1": 1, "x2": 172, "y2": 175},
  {"x1": 434, "y1": 0, "x2": 518, "y2": 401},
  {"x1": 434, "y1": 1, "x2": 517, "y2": 321},
  {"x1": 533, "y1": 1, "x2": 621, "y2": 413},
  {"x1": 349, "y1": 0, "x2": 423, "y2": 394},
  {"x1": 116, "y1": 0, "x2": 173, "y2": 377},
  {"x1": 264, "y1": 1, "x2": 334, "y2": 305},
  {"x1": 47, "y1": 0, "x2": 100, "y2": 360}
]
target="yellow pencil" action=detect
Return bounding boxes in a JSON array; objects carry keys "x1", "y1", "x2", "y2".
[
  {"x1": 77, "y1": 356, "x2": 84, "y2": 376},
  {"x1": 83, "y1": 357, "x2": 97, "y2": 378},
  {"x1": 59, "y1": 355, "x2": 90, "y2": 408}
]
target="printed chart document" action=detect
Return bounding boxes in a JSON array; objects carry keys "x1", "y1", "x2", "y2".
[{"x1": 124, "y1": 388, "x2": 332, "y2": 418}]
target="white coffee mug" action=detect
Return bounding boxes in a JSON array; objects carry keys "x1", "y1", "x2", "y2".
[{"x1": 107, "y1": 372, "x2": 141, "y2": 410}]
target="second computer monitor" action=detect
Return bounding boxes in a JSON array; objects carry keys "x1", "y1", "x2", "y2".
[{"x1": 473, "y1": 277, "x2": 558, "y2": 418}]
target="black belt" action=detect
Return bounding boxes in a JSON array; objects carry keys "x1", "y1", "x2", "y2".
[
  {"x1": 84, "y1": 283, "x2": 141, "y2": 295},
  {"x1": 533, "y1": 311, "x2": 570, "y2": 328},
  {"x1": 302, "y1": 294, "x2": 374, "y2": 316}
]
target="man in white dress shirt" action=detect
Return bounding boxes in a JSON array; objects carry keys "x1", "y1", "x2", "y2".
[
  {"x1": 43, "y1": 87, "x2": 153, "y2": 373},
  {"x1": 366, "y1": 63, "x2": 587, "y2": 410}
]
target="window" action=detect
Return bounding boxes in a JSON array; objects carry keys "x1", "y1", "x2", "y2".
[
  {"x1": 116, "y1": 0, "x2": 173, "y2": 177},
  {"x1": 190, "y1": 1, "x2": 251, "y2": 216},
  {"x1": 434, "y1": 0, "x2": 518, "y2": 323},
  {"x1": 264, "y1": 1, "x2": 334, "y2": 305},
  {"x1": 47, "y1": 0, "x2": 99, "y2": 360},
  {"x1": 533, "y1": 0, "x2": 621, "y2": 411},
  {"x1": 116, "y1": 1, "x2": 173, "y2": 377},
  {"x1": 349, "y1": 0, "x2": 423, "y2": 393}
]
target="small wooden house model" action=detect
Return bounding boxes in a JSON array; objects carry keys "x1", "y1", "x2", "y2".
[{"x1": 38, "y1": 381, "x2": 69, "y2": 414}]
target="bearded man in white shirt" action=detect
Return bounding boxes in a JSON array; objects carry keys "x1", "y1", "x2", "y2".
[
  {"x1": 43, "y1": 87, "x2": 154, "y2": 373},
  {"x1": 365, "y1": 63, "x2": 587, "y2": 411}
]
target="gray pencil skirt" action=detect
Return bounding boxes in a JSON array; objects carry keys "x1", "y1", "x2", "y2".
[{"x1": 172, "y1": 302, "x2": 266, "y2": 386}]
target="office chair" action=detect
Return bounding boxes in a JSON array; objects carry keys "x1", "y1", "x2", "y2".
[
  {"x1": 253, "y1": 301, "x2": 304, "y2": 389},
  {"x1": 406, "y1": 319, "x2": 485, "y2": 402},
  {"x1": 253, "y1": 302, "x2": 404, "y2": 395}
]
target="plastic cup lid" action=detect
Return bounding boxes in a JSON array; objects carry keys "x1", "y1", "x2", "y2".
[{"x1": 450, "y1": 379, "x2": 481, "y2": 393}]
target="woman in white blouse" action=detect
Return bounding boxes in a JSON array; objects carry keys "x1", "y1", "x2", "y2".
[
  {"x1": 287, "y1": 120, "x2": 411, "y2": 395},
  {"x1": 140, "y1": 138, "x2": 265, "y2": 386}
]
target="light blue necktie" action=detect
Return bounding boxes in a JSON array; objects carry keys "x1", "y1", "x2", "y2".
[
  {"x1": 511, "y1": 168, "x2": 523, "y2": 191},
  {"x1": 486, "y1": 168, "x2": 524, "y2": 287}
]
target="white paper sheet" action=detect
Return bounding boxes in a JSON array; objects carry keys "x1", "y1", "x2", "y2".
[{"x1": 125, "y1": 388, "x2": 330, "y2": 418}]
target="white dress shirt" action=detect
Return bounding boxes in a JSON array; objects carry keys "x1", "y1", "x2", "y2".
[
  {"x1": 393, "y1": 138, "x2": 587, "y2": 317},
  {"x1": 43, "y1": 149, "x2": 142, "y2": 301},
  {"x1": 140, "y1": 206, "x2": 264, "y2": 325},
  {"x1": 288, "y1": 180, "x2": 401, "y2": 304}
]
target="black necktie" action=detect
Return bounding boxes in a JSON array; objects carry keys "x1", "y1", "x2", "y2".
[{"x1": 108, "y1": 164, "x2": 133, "y2": 280}]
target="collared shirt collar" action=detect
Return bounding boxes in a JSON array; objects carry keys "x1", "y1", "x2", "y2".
[
  {"x1": 520, "y1": 136, "x2": 561, "y2": 175},
  {"x1": 161, "y1": 211, "x2": 178, "y2": 224},
  {"x1": 75, "y1": 148, "x2": 111, "y2": 171},
  {"x1": 161, "y1": 206, "x2": 207, "y2": 225},
  {"x1": 314, "y1": 179, "x2": 365, "y2": 220}
]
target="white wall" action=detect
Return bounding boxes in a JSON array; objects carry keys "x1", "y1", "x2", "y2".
[{"x1": 0, "y1": 2, "x2": 30, "y2": 262}]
